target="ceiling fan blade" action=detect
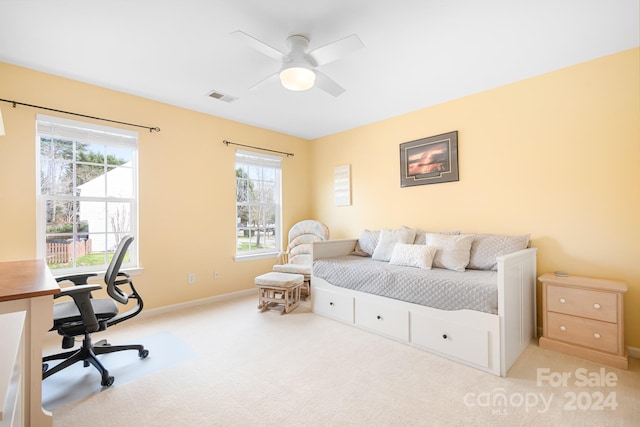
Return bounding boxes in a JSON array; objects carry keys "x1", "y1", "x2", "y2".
[
  {"x1": 230, "y1": 30, "x2": 285, "y2": 61},
  {"x1": 249, "y1": 72, "x2": 279, "y2": 91},
  {"x1": 314, "y1": 71, "x2": 345, "y2": 97},
  {"x1": 309, "y1": 34, "x2": 364, "y2": 66}
]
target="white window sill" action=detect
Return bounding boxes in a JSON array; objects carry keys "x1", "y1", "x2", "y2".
[{"x1": 234, "y1": 252, "x2": 279, "y2": 263}]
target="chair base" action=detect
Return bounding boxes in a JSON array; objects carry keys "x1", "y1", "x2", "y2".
[
  {"x1": 301, "y1": 279, "x2": 311, "y2": 300},
  {"x1": 43, "y1": 334, "x2": 149, "y2": 387},
  {"x1": 256, "y1": 284, "x2": 302, "y2": 314}
]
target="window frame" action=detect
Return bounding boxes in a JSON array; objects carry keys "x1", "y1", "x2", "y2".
[
  {"x1": 35, "y1": 114, "x2": 139, "y2": 275},
  {"x1": 234, "y1": 149, "x2": 282, "y2": 261}
]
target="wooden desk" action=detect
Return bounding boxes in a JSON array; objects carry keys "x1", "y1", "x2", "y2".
[{"x1": 0, "y1": 260, "x2": 59, "y2": 427}]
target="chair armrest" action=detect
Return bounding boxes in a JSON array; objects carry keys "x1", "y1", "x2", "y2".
[
  {"x1": 55, "y1": 284, "x2": 102, "y2": 333},
  {"x1": 56, "y1": 284, "x2": 102, "y2": 297},
  {"x1": 110, "y1": 271, "x2": 133, "y2": 304},
  {"x1": 56, "y1": 273, "x2": 98, "y2": 286},
  {"x1": 114, "y1": 271, "x2": 131, "y2": 286},
  {"x1": 276, "y1": 251, "x2": 289, "y2": 265}
]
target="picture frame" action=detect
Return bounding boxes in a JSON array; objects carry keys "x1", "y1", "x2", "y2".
[
  {"x1": 334, "y1": 164, "x2": 351, "y2": 206},
  {"x1": 399, "y1": 131, "x2": 458, "y2": 187}
]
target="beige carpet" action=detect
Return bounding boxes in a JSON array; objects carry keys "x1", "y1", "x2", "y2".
[
  {"x1": 42, "y1": 331, "x2": 197, "y2": 410},
  {"x1": 47, "y1": 293, "x2": 640, "y2": 426}
]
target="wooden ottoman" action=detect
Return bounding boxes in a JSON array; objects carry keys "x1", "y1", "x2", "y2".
[{"x1": 255, "y1": 272, "x2": 304, "y2": 314}]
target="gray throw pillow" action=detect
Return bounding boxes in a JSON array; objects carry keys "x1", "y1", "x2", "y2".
[{"x1": 467, "y1": 234, "x2": 530, "y2": 270}]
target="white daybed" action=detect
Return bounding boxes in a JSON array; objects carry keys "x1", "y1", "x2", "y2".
[{"x1": 311, "y1": 238, "x2": 537, "y2": 377}]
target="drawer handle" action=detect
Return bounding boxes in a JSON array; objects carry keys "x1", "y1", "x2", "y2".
[
  {"x1": 593, "y1": 303, "x2": 601, "y2": 309},
  {"x1": 559, "y1": 298, "x2": 566, "y2": 304},
  {"x1": 442, "y1": 334, "x2": 448, "y2": 339},
  {"x1": 560, "y1": 325, "x2": 567, "y2": 331},
  {"x1": 594, "y1": 333, "x2": 601, "y2": 339},
  {"x1": 377, "y1": 315, "x2": 383, "y2": 320},
  {"x1": 329, "y1": 302, "x2": 334, "y2": 306}
]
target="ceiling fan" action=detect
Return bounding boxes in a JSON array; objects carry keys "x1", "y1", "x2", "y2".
[{"x1": 230, "y1": 30, "x2": 364, "y2": 97}]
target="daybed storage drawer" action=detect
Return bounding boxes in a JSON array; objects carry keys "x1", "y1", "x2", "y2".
[
  {"x1": 355, "y1": 299, "x2": 409, "y2": 341},
  {"x1": 313, "y1": 287, "x2": 354, "y2": 323},
  {"x1": 410, "y1": 311, "x2": 490, "y2": 368}
]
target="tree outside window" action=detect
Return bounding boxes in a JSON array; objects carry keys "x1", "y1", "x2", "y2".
[
  {"x1": 37, "y1": 115, "x2": 138, "y2": 273},
  {"x1": 235, "y1": 150, "x2": 281, "y2": 256}
]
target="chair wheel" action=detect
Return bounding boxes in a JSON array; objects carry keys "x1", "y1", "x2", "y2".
[
  {"x1": 101, "y1": 376, "x2": 115, "y2": 387},
  {"x1": 42, "y1": 363, "x2": 49, "y2": 374},
  {"x1": 139, "y1": 349, "x2": 149, "y2": 359}
]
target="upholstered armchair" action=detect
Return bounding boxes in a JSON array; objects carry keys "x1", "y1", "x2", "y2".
[{"x1": 272, "y1": 220, "x2": 329, "y2": 297}]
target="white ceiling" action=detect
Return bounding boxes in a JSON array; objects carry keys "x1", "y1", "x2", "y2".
[{"x1": 0, "y1": 0, "x2": 638, "y2": 140}]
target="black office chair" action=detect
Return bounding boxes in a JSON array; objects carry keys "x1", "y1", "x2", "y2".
[{"x1": 42, "y1": 235, "x2": 148, "y2": 387}]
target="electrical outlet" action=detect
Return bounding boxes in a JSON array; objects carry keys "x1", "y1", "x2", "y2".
[
  {"x1": 188, "y1": 273, "x2": 196, "y2": 284},
  {"x1": 214, "y1": 270, "x2": 220, "y2": 280}
]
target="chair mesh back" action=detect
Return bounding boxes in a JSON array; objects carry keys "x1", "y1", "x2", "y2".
[{"x1": 104, "y1": 235, "x2": 134, "y2": 304}]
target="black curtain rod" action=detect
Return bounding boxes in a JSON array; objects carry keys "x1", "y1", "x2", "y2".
[
  {"x1": 0, "y1": 98, "x2": 160, "y2": 133},
  {"x1": 223, "y1": 140, "x2": 294, "y2": 157}
]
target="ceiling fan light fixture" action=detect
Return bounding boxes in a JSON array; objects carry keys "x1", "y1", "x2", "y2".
[{"x1": 279, "y1": 66, "x2": 316, "y2": 91}]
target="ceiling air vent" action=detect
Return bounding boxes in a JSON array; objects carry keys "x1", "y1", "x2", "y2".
[{"x1": 207, "y1": 90, "x2": 238, "y2": 103}]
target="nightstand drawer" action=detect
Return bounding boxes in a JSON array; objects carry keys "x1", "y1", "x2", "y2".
[
  {"x1": 547, "y1": 285, "x2": 617, "y2": 322},
  {"x1": 547, "y1": 312, "x2": 618, "y2": 353}
]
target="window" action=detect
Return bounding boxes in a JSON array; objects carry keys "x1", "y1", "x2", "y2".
[
  {"x1": 36, "y1": 115, "x2": 138, "y2": 274},
  {"x1": 235, "y1": 150, "x2": 282, "y2": 259}
]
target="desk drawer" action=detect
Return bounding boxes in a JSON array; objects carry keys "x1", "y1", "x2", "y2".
[
  {"x1": 547, "y1": 285, "x2": 617, "y2": 322},
  {"x1": 547, "y1": 312, "x2": 618, "y2": 354}
]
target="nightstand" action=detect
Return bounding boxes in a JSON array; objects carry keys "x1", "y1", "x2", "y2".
[{"x1": 538, "y1": 273, "x2": 628, "y2": 369}]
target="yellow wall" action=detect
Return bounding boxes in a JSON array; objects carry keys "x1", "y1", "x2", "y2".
[
  {"x1": 1, "y1": 48, "x2": 638, "y2": 347},
  {"x1": 0, "y1": 62, "x2": 312, "y2": 309},
  {"x1": 310, "y1": 48, "x2": 640, "y2": 347}
]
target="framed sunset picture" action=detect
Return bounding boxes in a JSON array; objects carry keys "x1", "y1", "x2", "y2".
[{"x1": 399, "y1": 131, "x2": 458, "y2": 187}]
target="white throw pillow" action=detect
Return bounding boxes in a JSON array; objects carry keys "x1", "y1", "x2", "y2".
[
  {"x1": 425, "y1": 233, "x2": 475, "y2": 272},
  {"x1": 372, "y1": 227, "x2": 417, "y2": 261},
  {"x1": 414, "y1": 230, "x2": 460, "y2": 245},
  {"x1": 389, "y1": 244, "x2": 436, "y2": 269}
]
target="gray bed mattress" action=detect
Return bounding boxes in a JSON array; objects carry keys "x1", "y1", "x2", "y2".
[{"x1": 313, "y1": 255, "x2": 499, "y2": 314}]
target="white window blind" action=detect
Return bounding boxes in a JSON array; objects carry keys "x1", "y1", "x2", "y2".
[{"x1": 36, "y1": 114, "x2": 137, "y2": 148}]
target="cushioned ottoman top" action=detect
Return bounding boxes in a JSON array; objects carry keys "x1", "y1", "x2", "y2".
[{"x1": 255, "y1": 272, "x2": 304, "y2": 288}]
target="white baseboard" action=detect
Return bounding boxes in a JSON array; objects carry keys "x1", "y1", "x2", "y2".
[{"x1": 135, "y1": 288, "x2": 256, "y2": 321}]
